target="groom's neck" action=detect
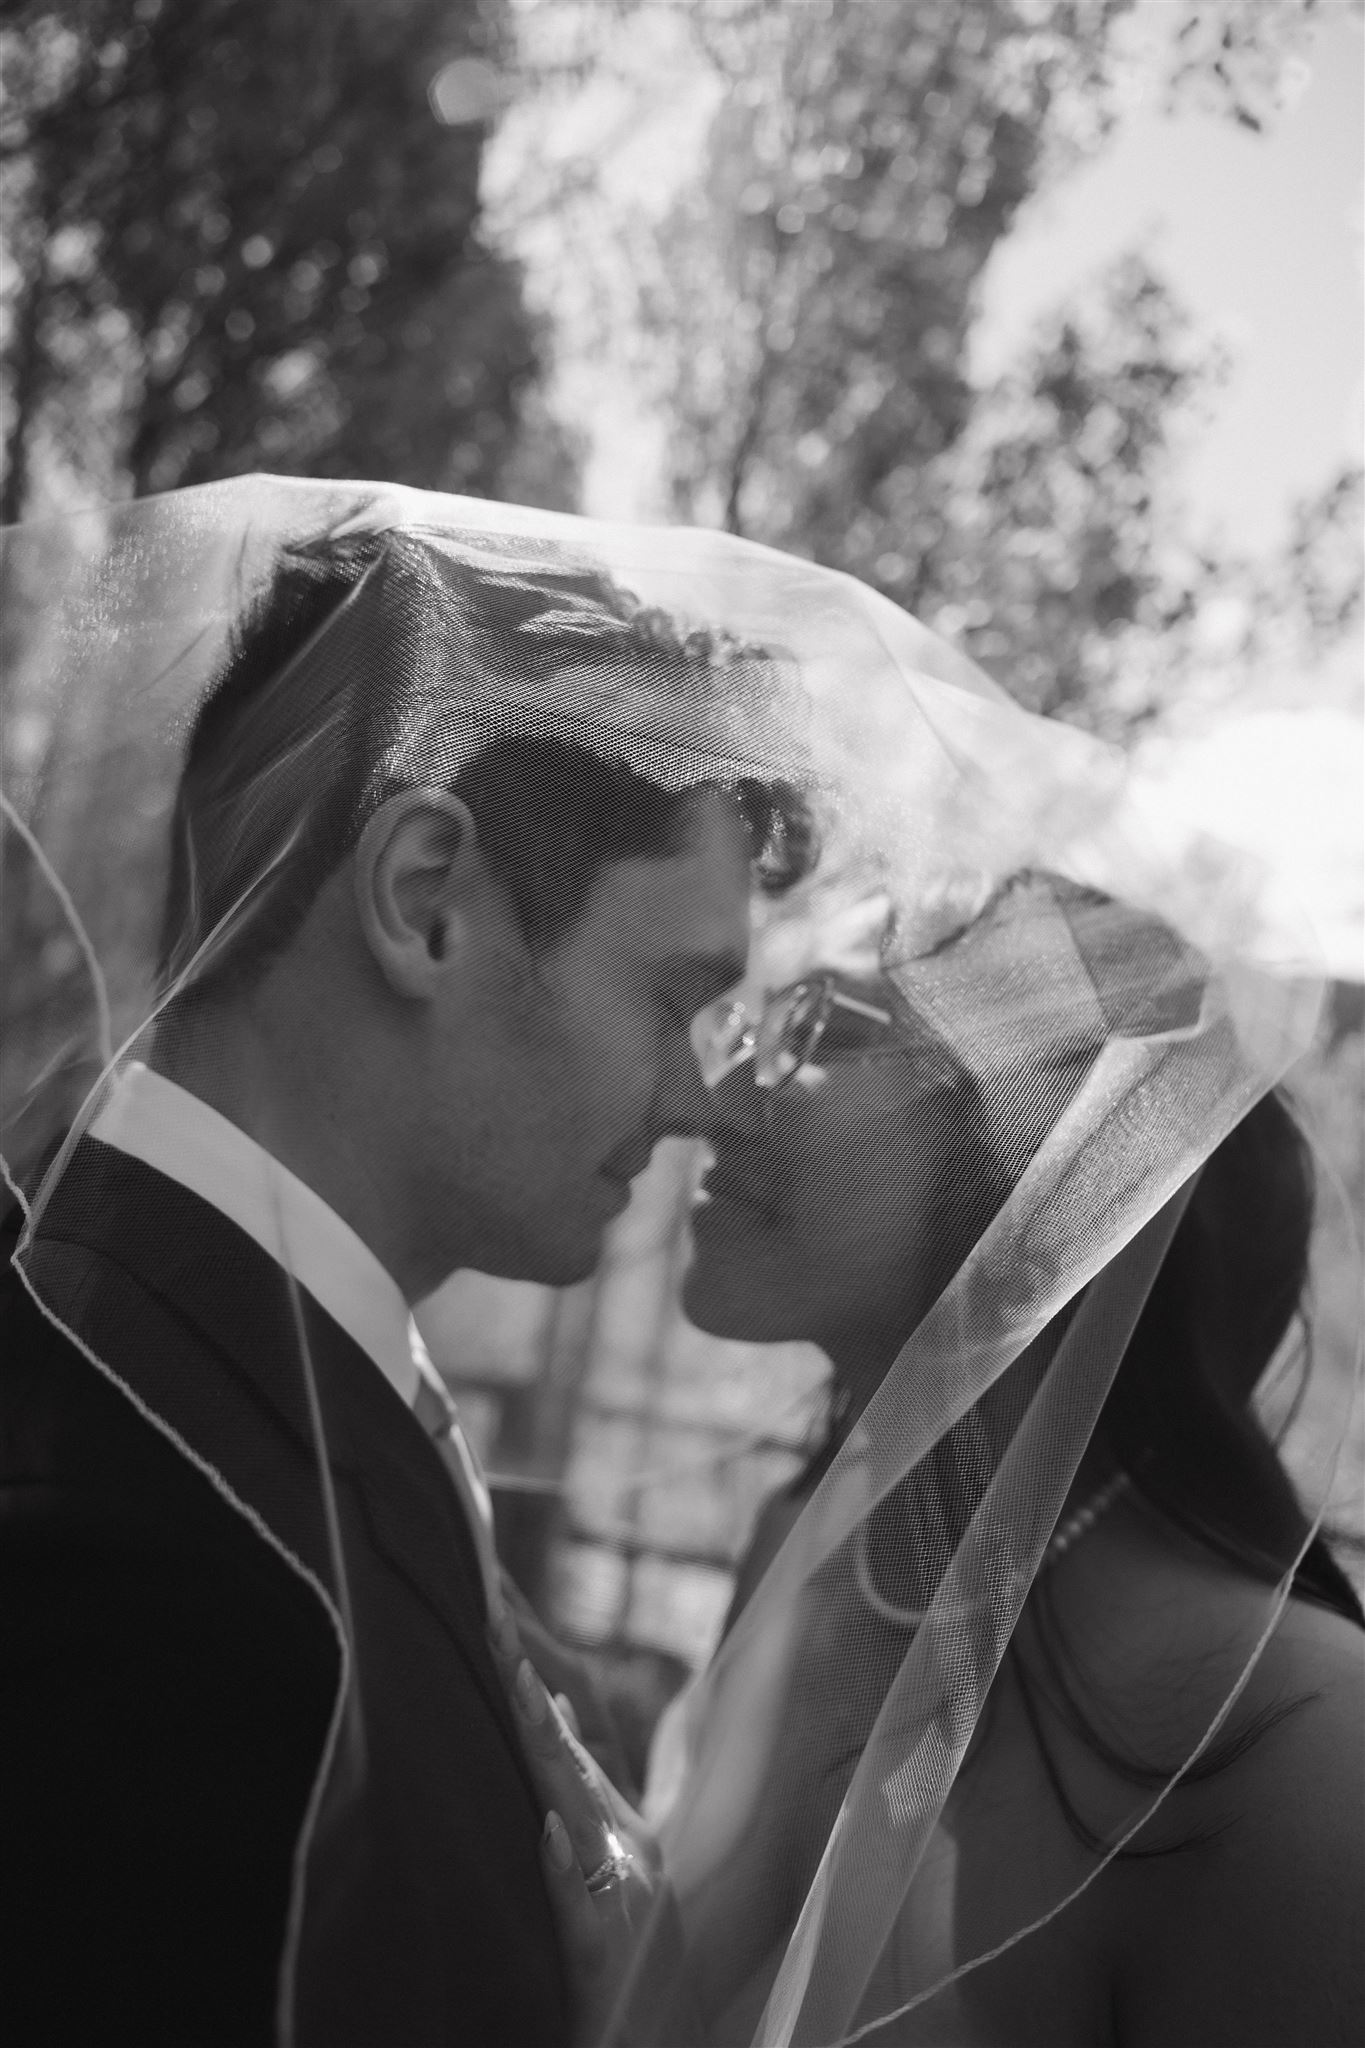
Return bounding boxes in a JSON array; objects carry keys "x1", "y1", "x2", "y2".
[{"x1": 151, "y1": 1000, "x2": 425, "y2": 1302}]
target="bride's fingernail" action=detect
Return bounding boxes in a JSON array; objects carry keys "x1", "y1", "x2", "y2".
[
  {"x1": 491, "y1": 1604, "x2": 520, "y2": 1661},
  {"x1": 554, "y1": 1690, "x2": 580, "y2": 1739},
  {"x1": 543, "y1": 1811, "x2": 574, "y2": 1873},
  {"x1": 515, "y1": 1658, "x2": 547, "y2": 1724}
]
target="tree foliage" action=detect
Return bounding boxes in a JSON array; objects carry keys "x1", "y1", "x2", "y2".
[
  {"x1": 537, "y1": 0, "x2": 1361, "y2": 724},
  {"x1": 651, "y1": 0, "x2": 1133, "y2": 533},
  {"x1": 0, "y1": 0, "x2": 540, "y2": 519}
]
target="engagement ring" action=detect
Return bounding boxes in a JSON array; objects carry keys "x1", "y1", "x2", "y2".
[{"x1": 583, "y1": 1830, "x2": 631, "y2": 1896}]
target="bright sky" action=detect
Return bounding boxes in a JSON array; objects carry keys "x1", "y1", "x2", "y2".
[{"x1": 974, "y1": 8, "x2": 1363, "y2": 562}]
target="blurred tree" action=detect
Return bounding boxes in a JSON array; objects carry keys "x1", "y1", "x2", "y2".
[
  {"x1": 581, "y1": 0, "x2": 1362, "y2": 723},
  {"x1": 650, "y1": 0, "x2": 1131, "y2": 541},
  {"x1": 0, "y1": 0, "x2": 543, "y2": 520},
  {"x1": 0, "y1": 0, "x2": 566, "y2": 1176}
]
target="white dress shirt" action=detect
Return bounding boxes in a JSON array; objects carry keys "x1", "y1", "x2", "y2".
[{"x1": 90, "y1": 1062, "x2": 503, "y2": 1619}]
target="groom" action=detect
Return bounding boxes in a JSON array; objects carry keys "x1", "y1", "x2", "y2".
[{"x1": 0, "y1": 529, "x2": 809, "y2": 2047}]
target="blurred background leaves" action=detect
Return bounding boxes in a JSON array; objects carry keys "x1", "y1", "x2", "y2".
[{"x1": 0, "y1": 0, "x2": 548, "y2": 517}]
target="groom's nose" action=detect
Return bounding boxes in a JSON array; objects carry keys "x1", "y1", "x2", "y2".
[{"x1": 649, "y1": 1019, "x2": 721, "y2": 1142}]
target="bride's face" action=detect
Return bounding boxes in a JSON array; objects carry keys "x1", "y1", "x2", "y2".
[{"x1": 683, "y1": 972, "x2": 995, "y2": 1373}]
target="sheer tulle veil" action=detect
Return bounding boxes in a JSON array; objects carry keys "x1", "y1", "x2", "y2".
[{"x1": 1, "y1": 477, "x2": 1347, "y2": 2047}]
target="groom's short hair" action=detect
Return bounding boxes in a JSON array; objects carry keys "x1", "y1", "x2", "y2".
[{"x1": 158, "y1": 529, "x2": 813, "y2": 1003}]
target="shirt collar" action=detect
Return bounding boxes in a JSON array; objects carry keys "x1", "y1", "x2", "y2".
[{"x1": 89, "y1": 1063, "x2": 420, "y2": 1408}]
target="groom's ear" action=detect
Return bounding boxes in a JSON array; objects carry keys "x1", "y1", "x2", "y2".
[{"x1": 354, "y1": 789, "x2": 485, "y2": 999}]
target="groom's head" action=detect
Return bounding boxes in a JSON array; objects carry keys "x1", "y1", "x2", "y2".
[{"x1": 155, "y1": 529, "x2": 812, "y2": 1296}]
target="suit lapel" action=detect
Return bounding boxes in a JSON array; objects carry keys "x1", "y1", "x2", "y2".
[{"x1": 29, "y1": 1138, "x2": 519, "y2": 1747}]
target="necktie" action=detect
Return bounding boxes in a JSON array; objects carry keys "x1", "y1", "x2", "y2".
[{"x1": 410, "y1": 1339, "x2": 505, "y2": 1627}]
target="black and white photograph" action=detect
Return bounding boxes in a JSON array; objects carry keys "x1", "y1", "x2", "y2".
[{"x1": 2, "y1": 3, "x2": 1362, "y2": 2044}]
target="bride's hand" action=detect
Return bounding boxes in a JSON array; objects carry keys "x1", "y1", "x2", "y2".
[
  {"x1": 490, "y1": 1611, "x2": 660, "y2": 2047},
  {"x1": 497, "y1": 1570, "x2": 638, "y2": 1799}
]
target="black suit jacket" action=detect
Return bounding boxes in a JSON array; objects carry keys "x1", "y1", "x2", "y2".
[{"x1": 0, "y1": 1138, "x2": 568, "y2": 2048}]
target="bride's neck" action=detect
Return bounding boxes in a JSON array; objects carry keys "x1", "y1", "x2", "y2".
[{"x1": 822, "y1": 1331, "x2": 1121, "y2": 1528}]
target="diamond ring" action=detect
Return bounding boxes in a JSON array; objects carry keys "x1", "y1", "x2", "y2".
[{"x1": 583, "y1": 1829, "x2": 631, "y2": 1896}]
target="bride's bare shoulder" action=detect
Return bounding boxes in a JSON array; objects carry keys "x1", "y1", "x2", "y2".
[
  {"x1": 1255, "y1": 1579, "x2": 1365, "y2": 1698},
  {"x1": 1111, "y1": 1585, "x2": 1364, "y2": 2046},
  {"x1": 1215, "y1": 1587, "x2": 1363, "y2": 1847}
]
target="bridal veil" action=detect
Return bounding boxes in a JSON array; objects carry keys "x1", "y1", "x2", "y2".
[{"x1": 1, "y1": 478, "x2": 1348, "y2": 2046}]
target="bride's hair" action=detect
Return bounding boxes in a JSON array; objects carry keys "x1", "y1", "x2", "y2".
[{"x1": 1101, "y1": 1090, "x2": 1359, "y2": 1608}]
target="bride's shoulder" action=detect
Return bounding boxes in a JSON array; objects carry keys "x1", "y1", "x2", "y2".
[
  {"x1": 1154, "y1": 1543, "x2": 1362, "y2": 1787},
  {"x1": 1071, "y1": 1524, "x2": 1364, "y2": 2043},
  {"x1": 1038, "y1": 1506, "x2": 1363, "y2": 1877},
  {"x1": 1054, "y1": 1497, "x2": 1360, "y2": 1727},
  {"x1": 1260, "y1": 1570, "x2": 1364, "y2": 1678},
  {"x1": 1229, "y1": 1584, "x2": 1363, "y2": 1822},
  {"x1": 1108, "y1": 1588, "x2": 1364, "y2": 2045}
]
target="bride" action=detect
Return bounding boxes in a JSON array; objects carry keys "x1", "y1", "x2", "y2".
[{"x1": 659, "y1": 876, "x2": 1363, "y2": 2045}]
